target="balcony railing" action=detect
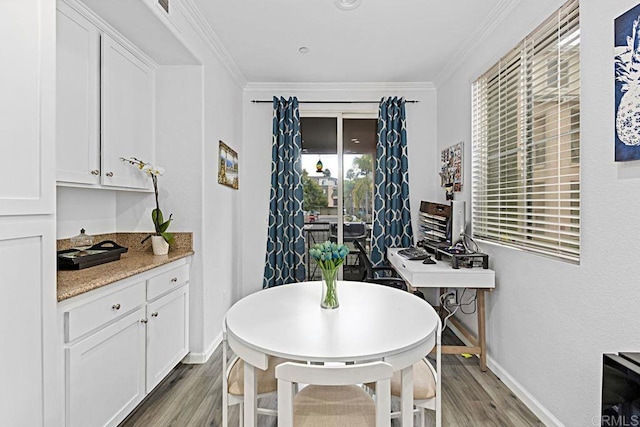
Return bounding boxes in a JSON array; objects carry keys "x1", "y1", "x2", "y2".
[{"x1": 303, "y1": 222, "x2": 371, "y2": 281}]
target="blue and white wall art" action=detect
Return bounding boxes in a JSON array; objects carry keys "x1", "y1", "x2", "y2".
[{"x1": 615, "y1": 3, "x2": 640, "y2": 161}]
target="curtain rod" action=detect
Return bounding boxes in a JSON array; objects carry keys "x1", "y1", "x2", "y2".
[{"x1": 251, "y1": 100, "x2": 419, "y2": 104}]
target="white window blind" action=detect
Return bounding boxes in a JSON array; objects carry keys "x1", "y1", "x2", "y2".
[{"x1": 471, "y1": 0, "x2": 580, "y2": 263}]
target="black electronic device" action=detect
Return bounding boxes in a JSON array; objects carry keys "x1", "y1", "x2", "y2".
[
  {"x1": 397, "y1": 247, "x2": 429, "y2": 260},
  {"x1": 601, "y1": 352, "x2": 640, "y2": 426}
]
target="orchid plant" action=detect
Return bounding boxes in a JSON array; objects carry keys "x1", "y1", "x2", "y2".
[{"x1": 121, "y1": 157, "x2": 174, "y2": 245}]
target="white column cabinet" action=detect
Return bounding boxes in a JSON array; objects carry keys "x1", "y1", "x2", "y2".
[
  {"x1": 0, "y1": 1, "x2": 60, "y2": 426},
  {"x1": 56, "y1": 2, "x2": 100, "y2": 185},
  {"x1": 0, "y1": 221, "x2": 59, "y2": 426},
  {"x1": 101, "y1": 34, "x2": 154, "y2": 190},
  {"x1": 60, "y1": 260, "x2": 190, "y2": 426},
  {"x1": 0, "y1": 0, "x2": 55, "y2": 216}
]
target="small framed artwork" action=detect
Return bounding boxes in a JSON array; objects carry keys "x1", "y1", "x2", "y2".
[
  {"x1": 440, "y1": 142, "x2": 463, "y2": 193},
  {"x1": 615, "y1": 4, "x2": 640, "y2": 161},
  {"x1": 218, "y1": 140, "x2": 238, "y2": 189}
]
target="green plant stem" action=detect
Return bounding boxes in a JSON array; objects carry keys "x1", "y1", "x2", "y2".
[
  {"x1": 152, "y1": 174, "x2": 160, "y2": 235},
  {"x1": 321, "y1": 267, "x2": 339, "y2": 309}
]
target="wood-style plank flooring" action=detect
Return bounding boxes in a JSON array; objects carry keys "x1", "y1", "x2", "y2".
[{"x1": 120, "y1": 330, "x2": 542, "y2": 426}]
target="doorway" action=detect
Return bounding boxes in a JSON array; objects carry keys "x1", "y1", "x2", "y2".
[{"x1": 300, "y1": 114, "x2": 377, "y2": 281}]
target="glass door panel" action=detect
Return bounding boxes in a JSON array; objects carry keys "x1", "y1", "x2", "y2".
[
  {"x1": 300, "y1": 117, "x2": 338, "y2": 280},
  {"x1": 342, "y1": 118, "x2": 377, "y2": 281}
]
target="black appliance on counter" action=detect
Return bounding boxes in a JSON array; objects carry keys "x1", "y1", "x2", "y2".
[{"x1": 601, "y1": 352, "x2": 640, "y2": 426}]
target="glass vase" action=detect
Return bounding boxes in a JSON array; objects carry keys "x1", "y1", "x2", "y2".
[{"x1": 321, "y1": 268, "x2": 339, "y2": 309}]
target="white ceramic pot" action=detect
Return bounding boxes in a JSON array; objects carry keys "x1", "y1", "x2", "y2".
[{"x1": 151, "y1": 235, "x2": 169, "y2": 255}]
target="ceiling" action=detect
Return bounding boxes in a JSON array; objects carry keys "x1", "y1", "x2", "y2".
[{"x1": 192, "y1": 0, "x2": 508, "y2": 83}]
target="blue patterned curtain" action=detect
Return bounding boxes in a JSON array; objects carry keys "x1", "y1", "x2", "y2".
[
  {"x1": 263, "y1": 97, "x2": 306, "y2": 288},
  {"x1": 370, "y1": 97, "x2": 414, "y2": 266}
]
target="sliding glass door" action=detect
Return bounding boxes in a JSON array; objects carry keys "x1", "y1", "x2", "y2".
[{"x1": 300, "y1": 113, "x2": 377, "y2": 281}]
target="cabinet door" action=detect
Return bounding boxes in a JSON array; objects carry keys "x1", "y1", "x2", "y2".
[
  {"x1": 0, "y1": 0, "x2": 55, "y2": 215},
  {"x1": 0, "y1": 220, "x2": 58, "y2": 427},
  {"x1": 56, "y1": 3, "x2": 100, "y2": 185},
  {"x1": 67, "y1": 308, "x2": 146, "y2": 427},
  {"x1": 101, "y1": 34, "x2": 154, "y2": 190},
  {"x1": 146, "y1": 285, "x2": 189, "y2": 392}
]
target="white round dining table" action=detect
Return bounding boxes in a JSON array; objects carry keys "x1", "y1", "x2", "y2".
[{"x1": 225, "y1": 281, "x2": 440, "y2": 427}]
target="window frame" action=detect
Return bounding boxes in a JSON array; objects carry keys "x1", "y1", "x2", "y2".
[{"x1": 471, "y1": 0, "x2": 580, "y2": 263}]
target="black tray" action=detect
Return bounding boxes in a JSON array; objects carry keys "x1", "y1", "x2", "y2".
[{"x1": 58, "y1": 240, "x2": 128, "y2": 270}]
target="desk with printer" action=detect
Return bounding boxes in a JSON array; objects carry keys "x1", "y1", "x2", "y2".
[{"x1": 388, "y1": 200, "x2": 495, "y2": 371}]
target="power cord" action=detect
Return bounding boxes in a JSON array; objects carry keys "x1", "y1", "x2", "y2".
[
  {"x1": 461, "y1": 233, "x2": 480, "y2": 254},
  {"x1": 459, "y1": 288, "x2": 477, "y2": 315},
  {"x1": 440, "y1": 292, "x2": 459, "y2": 332},
  {"x1": 439, "y1": 289, "x2": 477, "y2": 331}
]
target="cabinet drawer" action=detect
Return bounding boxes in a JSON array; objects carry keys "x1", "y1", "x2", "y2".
[
  {"x1": 65, "y1": 281, "x2": 145, "y2": 342},
  {"x1": 147, "y1": 264, "x2": 189, "y2": 300}
]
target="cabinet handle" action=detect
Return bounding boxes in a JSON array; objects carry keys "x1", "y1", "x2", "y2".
[
  {"x1": 171, "y1": 277, "x2": 178, "y2": 283},
  {"x1": 112, "y1": 303, "x2": 121, "y2": 310},
  {"x1": 91, "y1": 169, "x2": 100, "y2": 175},
  {"x1": 140, "y1": 318, "x2": 148, "y2": 324},
  {"x1": 151, "y1": 312, "x2": 158, "y2": 317},
  {"x1": 106, "y1": 172, "x2": 114, "y2": 177}
]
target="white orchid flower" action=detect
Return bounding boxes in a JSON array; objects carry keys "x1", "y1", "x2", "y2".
[{"x1": 119, "y1": 156, "x2": 173, "y2": 246}]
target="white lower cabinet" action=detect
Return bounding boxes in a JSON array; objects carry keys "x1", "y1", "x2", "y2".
[
  {"x1": 67, "y1": 308, "x2": 146, "y2": 427},
  {"x1": 146, "y1": 285, "x2": 189, "y2": 392},
  {"x1": 60, "y1": 259, "x2": 190, "y2": 427}
]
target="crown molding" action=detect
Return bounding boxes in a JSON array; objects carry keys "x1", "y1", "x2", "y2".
[
  {"x1": 244, "y1": 82, "x2": 435, "y2": 93},
  {"x1": 177, "y1": 0, "x2": 247, "y2": 88},
  {"x1": 433, "y1": 0, "x2": 523, "y2": 88},
  {"x1": 61, "y1": 0, "x2": 158, "y2": 69}
]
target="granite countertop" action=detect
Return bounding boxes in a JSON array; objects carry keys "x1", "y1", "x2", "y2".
[{"x1": 57, "y1": 232, "x2": 194, "y2": 302}]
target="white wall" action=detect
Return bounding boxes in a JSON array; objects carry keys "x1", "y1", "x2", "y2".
[
  {"x1": 116, "y1": 64, "x2": 209, "y2": 355},
  {"x1": 240, "y1": 84, "x2": 438, "y2": 297},
  {"x1": 57, "y1": 187, "x2": 117, "y2": 238},
  {"x1": 437, "y1": 1, "x2": 640, "y2": 425}
]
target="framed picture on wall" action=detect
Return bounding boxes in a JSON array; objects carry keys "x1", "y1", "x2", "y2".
[
  {"x1": 615, "y1": 4, "x2": 640, "y2": 161},
  {"x1": 218, "y1": 140, "x2": 239, "y2": 189},
  {"x1": 440, "y1": 142, "x2": 463, "y2": 192}
]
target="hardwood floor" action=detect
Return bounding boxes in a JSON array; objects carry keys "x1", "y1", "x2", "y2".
[{"x1": 120, "y1": 330, "x2": 542, "y2": 426}]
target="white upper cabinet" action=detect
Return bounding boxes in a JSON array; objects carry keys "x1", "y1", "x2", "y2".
[
  {"x1": 55, "y1": 2, "x2": 155, "y2": 191},
  {"x1": 101, "y1": 34, "x2": 154, "y2": 191},
  {"x1": 56, "y1": 3, "x2": 100, "y2": 185},
  {"x1": 0, "y1": 0, "x2": 55, "y2": 215}
]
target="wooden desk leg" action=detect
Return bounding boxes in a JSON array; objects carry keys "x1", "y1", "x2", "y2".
[
  {"x1": 477, "y1": 289, "x2": 487, "y2": 372},
  {"x1": 400, "y1": 365, "x2": 414, "y2": 427},
  {"x1": 244, "y1": 362, "x2": 257, "y2": 427}
]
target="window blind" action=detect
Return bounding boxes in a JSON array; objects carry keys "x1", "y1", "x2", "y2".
[{"x1": 471, "y1": 0, "x2": 580, "y2": 263}]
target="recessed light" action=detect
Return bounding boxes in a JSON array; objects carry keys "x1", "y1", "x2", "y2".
[
  {"x1": 334, "y1": 0, "x2": 362, "y2": 11},
  {"x1": 298, "y1": 46, "x2": 310, "y2": 54}
]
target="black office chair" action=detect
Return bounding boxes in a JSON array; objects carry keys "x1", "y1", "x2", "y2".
[
  {"x1": 352, "y1": 239, "x2": 407, "y2": 291},
  {"x1": 330, "y1": 223, "x2": 369, "y2": 281}
]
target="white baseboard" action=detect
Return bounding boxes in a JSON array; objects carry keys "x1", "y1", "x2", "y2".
[
  {"x1": 446, "y1": 323, "x2": 563, "y2": 427},
  {"x1": 486, "y1": 357, "x2": 563, "y2": 427},
  {"x1": 182, "y1": 332, "x2": 222, "y2": 364}
]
